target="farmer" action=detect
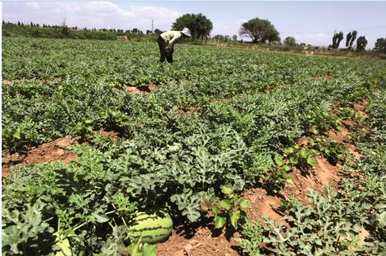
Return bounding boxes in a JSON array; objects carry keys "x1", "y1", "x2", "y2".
[{"x1": 157, "y1": 27, "x2": 191, "y2": 63}]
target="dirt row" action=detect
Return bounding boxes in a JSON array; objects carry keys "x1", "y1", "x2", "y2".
[{"x1": 1, "y1": 129, "x2": 119, "y2": 177}]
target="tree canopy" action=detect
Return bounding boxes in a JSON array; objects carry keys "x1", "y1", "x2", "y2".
[
  {"x1": 345, "y1": 30, "x2": 357, "y2": 49},
  {"x1": 283, "y1": 36, "x2": 297, "y2": 47},
  {"x1": 239, "y1": 18, "x2": 280, "y2": 43},
  {"x1": 374, "y1": 37, "x2": 386, "y2": 53},
  {"x1": 356, "y1": 36, "x2": 368, "y2": 51},
  {"x1": 172, "y1": 13, "x2": 213, "y2": 40},
  {"x1": 331, "y1": 32, "x2": 344, "y2": 49}
]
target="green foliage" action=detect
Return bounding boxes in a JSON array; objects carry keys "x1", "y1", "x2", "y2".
[
  {"x1": 127, "y1": 240, "x2": 157, "y2": 256},
  {"x1": 346, "y1": 30, "x2": 357, "y2": 49},
  {"x1": 201, "y1": 186, "x2": 250, "y2": 231},
  {"x1": 283, "y1": 36, "x2": 297, "y2": 47},
  {"x1": 374, "y1": 37, "x2": 386, "y2": 53},
  {"x1": 240, "y1": 188, "x2": 376, "y2": 255},
  {"x1": 239, "y1": 17, "x2": 280, "y2": 43},
  {"x1": 279, "y1": 144, "x2": 318, "y2": 172},
  {"x1": 356, "y1": 36, "x2": 368, "y2": 51},
  {"x1": 241, "y1": 83, "x2": 386, "y2": 256},
  {"x1": 239, "y1": 221, "x2": 264, "y2": 256},
  {"x1": 331, "y1": 31, "x2": 344, "y2": 49},
  {"x1": 303, "y1": 102, "x2": 340, "y2": 134},
  {"x1": 241, "y1": 187, "x2": 368, "y2": 255},
  {"x1": 311, "y1": 137, "x2": 346, "y2": 165},
  {"x1": 2, "y1": 38, "x2": 386, "y2": 255},
  {"x1": 2, "y1": 200, "x2": 55, "y2": 255},
  {"x1": 172, "y1": 13, "x2": 213, "y2": 40},
  {"x1": 2, "y1": 21, "x2": 156, "y2": 41}
]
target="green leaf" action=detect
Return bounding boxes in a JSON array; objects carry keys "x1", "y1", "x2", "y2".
[
  {"x1": 212, "y1": 205, "x2": 220, "y2": 215},
  {"x1": 299, "y1": 149, "x2": 308, "y2": 159},
  {"x1": 306, "y1": 156, "x2": 316, "y2": 166},
  {"x1": 219, "y1": 199, "x2": 232, "y2": 210},
  {"x1": 127, "y1": 240, "x2": 143, "y2": 256},
  {"x1": 142, "y1": 243, "x2": 157, "y2": 256},
  {"x1": 378, "y1": 211, "x2": 386, "y2": 227},
  {"x1": 274, "y1": 154, "x2": 284, "y2": 165},
  {"x1": 214, "y1": 216, "x2": 226, "y2": 229},
  {"x1": 92, "y1": 213, "x2": 109, "y2": 223},
  {"x1": 230, "y1": 210, "x2": 241, "y2": 228},
  {"x1": 283, "y1": 165, "x2": 291, "y2": 172},
  {"x1": 289, "y1": 157, "x2": 297, "y2": 165},
  {"x1": 284, "y1": 147, "x2": 294, "y2": 155},
  {"x1": 221, "y1": 186, "x2": 234, "y2": 196},
  {"x1": 239, "y1": 199, "x2": 251, "y2": 211}
]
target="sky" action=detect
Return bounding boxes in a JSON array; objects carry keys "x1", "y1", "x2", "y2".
[{"x1": 2, "y1": 1, "x2": 386, "y2": 48}]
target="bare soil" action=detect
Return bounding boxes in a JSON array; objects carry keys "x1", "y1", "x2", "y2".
[
  {"x1": 328, "y1": 127, "x2": 361, "y2": 159},
  {"x1": 243, "y1": 188, "x2": 285, "y2": 224},
  {"x1": 2, "y1": 136, "x2": 77, "y2": 177},
  {"x1": 157, "y1": 228, "x2": 239, "y2": 256},
  {"x1": 177, "y1": 106, "x2": 200, "y2": 114},
  {"x1": 98, "y1": 129, "x2": 120, "y2": 142},
  {"x1": 127, "y1": 83, "x2": 158, "y2": 95},
  {"x1": 283, "y1": 157, "x2": 341, "y2": 203},
  {"x1": 353, "y1": 98, "x2": 368, "y2": 114}
]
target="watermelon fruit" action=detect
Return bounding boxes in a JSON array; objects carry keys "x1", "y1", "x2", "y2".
[{"x1": 127, "y1": 212, "x2": 173, "y2": 244}]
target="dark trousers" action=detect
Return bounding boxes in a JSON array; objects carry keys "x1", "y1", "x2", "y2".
[{"x1": 157, "y1": 36, "x2": 174, "y2": 63}]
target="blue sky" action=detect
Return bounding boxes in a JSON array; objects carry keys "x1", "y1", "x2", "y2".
[{"x1": 3, "y1": 1, "x2": 386, "y2": 48}]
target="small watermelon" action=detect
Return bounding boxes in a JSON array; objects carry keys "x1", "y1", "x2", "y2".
[{"x1": 127, "y1": 212, "x2": 173, "y2": 244}]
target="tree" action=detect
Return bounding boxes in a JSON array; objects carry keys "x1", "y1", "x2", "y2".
[
  {"x1": 232, "y1": 35, "x2": 238, "y2": 41},
  {"x1": 345, "y1": 32, "x2": 352, "y2": 47},
  {"x1": 61, "y1": 19, "x2": 69, "y2": 37},
  {"x1": 346, "y1": 30, "x2": 357, "y2": 49},
  {"x1": 213, "y1": 35, "x2": 224, "y2": 40},
  {"x1": 172, "y1": 13, "x2": 213, "y2": 40},
  {"x1": 374, "y1": 37, "x2": 386, "y2": 53},
  {"x1": 283, "y1": 36, "x2": 296, "y2": 47},
  {"x1": 132, "y1": 28, "x2": 141, "y2": 34},
  {"x1": 239, "y1": 18, "x2": 280, "y2": 43},
  {"x1": 154, "y1": 29, "x2": 162, "y2": 35},
  {"x1": 213, "y1": 35, "x2": 231, "y2": 42},
  {"x1": 331, "y1": 32, "x2": 344, "y2": 48},
  {"x1": 356, "y1": 36, "x2": 368, "y2": 51},
  {"x1": 350, "y1": 30, "x2": 357, "y2": 48}
]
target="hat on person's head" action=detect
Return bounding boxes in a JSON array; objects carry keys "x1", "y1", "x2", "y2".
[{"x1": 181, "y1": 27, "x2": 191, "y2": 37}]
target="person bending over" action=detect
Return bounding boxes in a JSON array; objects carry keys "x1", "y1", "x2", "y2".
[{"x1": 157, "y1": 27, "x2": 191, "y2": 63}]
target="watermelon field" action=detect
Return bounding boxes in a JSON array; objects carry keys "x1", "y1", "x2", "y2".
[{"x1": 2, "y1": 37, "x2": 386, "y2": 255}]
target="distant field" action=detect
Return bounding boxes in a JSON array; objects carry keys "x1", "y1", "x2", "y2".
[{"x1": 2, "y1": 37, "x2": 386, "y2": 255}]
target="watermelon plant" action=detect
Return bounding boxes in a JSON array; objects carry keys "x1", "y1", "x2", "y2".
[
  {"x1": 2, "y1": 37, "x2": 386, "y2": 255},
  {"x1": 201, "y1": 186, "x2": 250, "y2": 231}
]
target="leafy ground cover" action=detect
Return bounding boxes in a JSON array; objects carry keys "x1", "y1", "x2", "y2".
[{"x1": 2, "y1": 37, "x2": 385, "y2": 255}]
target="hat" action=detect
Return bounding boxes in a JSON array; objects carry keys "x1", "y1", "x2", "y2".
[{"x1": 181, "y1": 27, "x2": 191, "y2": 37}]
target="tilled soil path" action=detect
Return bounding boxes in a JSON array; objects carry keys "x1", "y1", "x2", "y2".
[{"x1": 2, "y1": 136, "x2": 77, "y2": 177}]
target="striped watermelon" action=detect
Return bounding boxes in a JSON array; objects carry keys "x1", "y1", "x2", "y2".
[{"x1": 127, "y1": 212, "x2": 173, "y2": 244}]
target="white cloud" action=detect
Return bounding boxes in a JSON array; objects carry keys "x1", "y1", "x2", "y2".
[{"x1": 3, "y1": 1, "x2": 181, "y2": 31}]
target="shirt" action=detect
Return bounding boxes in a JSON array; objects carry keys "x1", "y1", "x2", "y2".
[{"x1": 160, "y1": 31, "x2": 183, "y2": 47}]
